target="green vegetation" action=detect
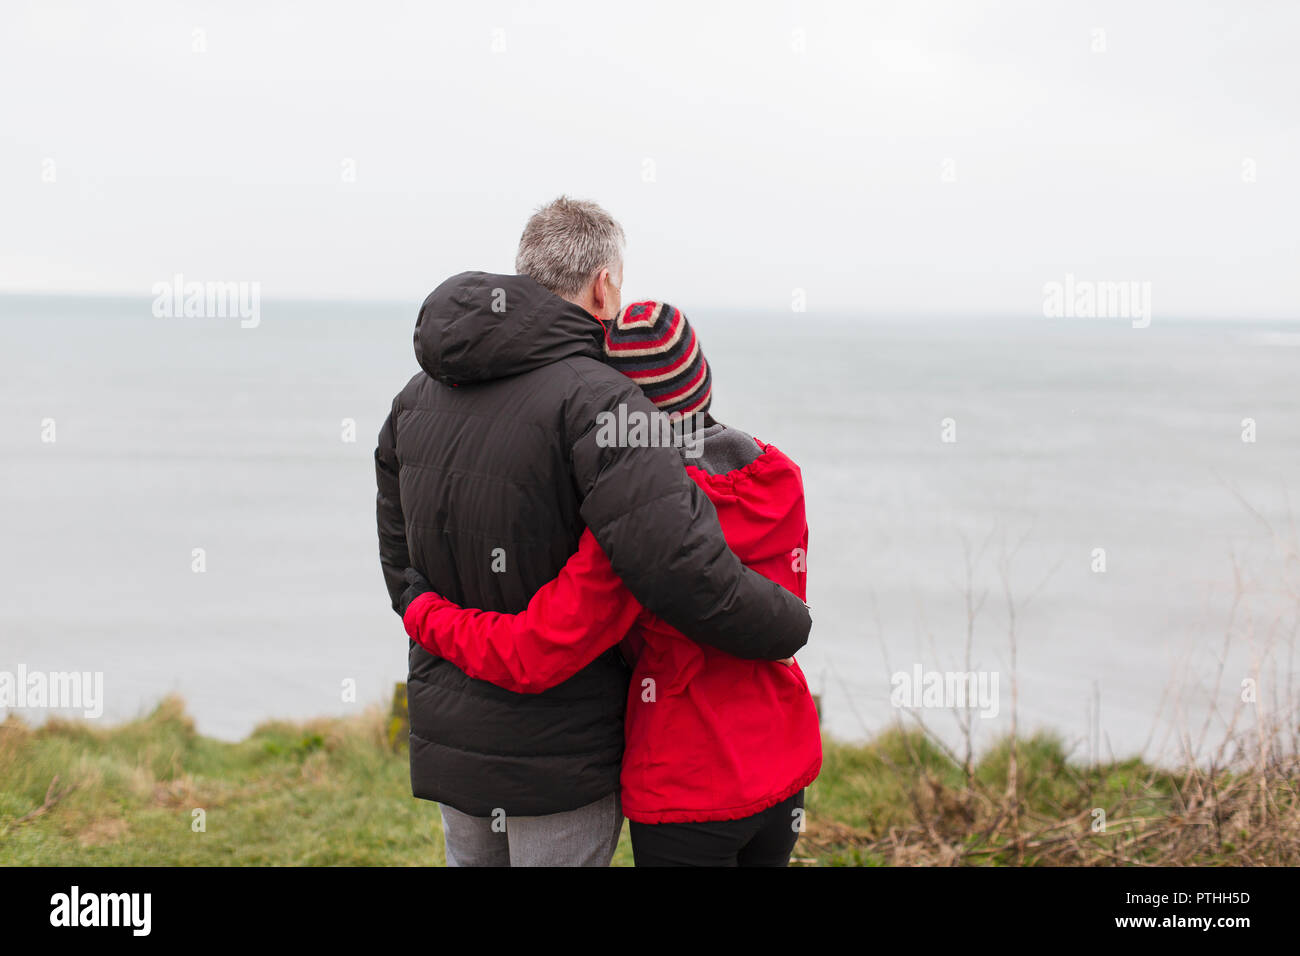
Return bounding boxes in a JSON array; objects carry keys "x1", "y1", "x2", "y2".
[
  {"x1": 1, "y1": 697, "x2": 1295, "y2": 866},
  {"x1": 805, "y1": 730, "x2": 1299, "y2": 865},
  {"x1": 0, "y1": 697, "x2": 450, "y2": 866}
]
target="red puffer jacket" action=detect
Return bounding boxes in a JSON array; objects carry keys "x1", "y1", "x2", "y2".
[{"x1": 403, "y1": 440, "x2": 822, "y2": 824}]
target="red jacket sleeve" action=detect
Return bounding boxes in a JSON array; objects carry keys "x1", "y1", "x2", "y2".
[{"x1": 402, "y1": 529, "x2": 643, "y2": 694}]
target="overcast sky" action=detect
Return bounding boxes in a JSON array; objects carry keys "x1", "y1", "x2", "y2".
[{"x1": 1, "y1": 0, "x2": 1297, "y2": 318}]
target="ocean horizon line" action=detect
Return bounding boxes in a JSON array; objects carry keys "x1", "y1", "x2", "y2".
[{"x1": 1, "y1": 289, "x2": 1297, "y2": 327}]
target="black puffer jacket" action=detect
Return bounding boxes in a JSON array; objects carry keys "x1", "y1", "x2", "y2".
[{"x1": 376, "y1": 272, "x2": 811, "y2": 816}]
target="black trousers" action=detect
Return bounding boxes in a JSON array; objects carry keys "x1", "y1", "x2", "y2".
[{"x1": 628, "y1": 790, "x2": 805, "y2": 867}]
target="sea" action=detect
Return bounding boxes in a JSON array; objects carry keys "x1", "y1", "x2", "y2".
[{"x1": 2, "y1": 294, "x2": 1298, "y2": 765}]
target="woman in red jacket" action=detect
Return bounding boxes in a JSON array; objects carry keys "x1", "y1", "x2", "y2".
[{"x1": 401, "y1": 300, "x2": 822, "y2": 866}]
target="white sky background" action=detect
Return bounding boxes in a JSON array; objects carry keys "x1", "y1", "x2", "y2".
[{"x1": 0, "y1": 0, "x2": 1296, "y2": 318}]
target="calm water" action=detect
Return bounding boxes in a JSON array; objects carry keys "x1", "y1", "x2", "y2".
[{"x1": 2, "y1": 295, "x2": 1298, "y2": 763}]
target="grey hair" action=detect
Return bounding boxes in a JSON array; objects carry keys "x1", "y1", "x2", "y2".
[{"x1": 515, "y1": 196, "x2": 626, "y2": 297}]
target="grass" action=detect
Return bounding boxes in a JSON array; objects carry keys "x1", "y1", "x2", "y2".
[
  {"x1": 1, "y1": 696, "x2": 1295, "y2": 866},
  {"x1": 804, "y1": 729, "x2": 1299, "y2": 865},
  {"x1": 0, "y1": 697, "x2": 451, "y2": 866}
]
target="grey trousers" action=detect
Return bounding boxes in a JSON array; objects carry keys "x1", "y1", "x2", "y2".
[{"x1": 439, "y1": 791, "x2": 623, "y2": 867}]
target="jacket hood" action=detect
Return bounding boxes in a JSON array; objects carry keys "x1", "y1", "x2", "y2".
[
  {"x1": 686, "y1": 442, "x2": 806, "y2": 564},
  {"x1": 415, "y1": 271, "x2": 606, "y2": 386}
]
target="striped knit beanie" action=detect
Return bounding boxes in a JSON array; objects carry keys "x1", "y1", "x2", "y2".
[{"x1": 602, "y1": 301, "x2": 713, "y2": 417}]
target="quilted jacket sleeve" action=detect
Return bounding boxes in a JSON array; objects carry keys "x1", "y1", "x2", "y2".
[{"x1": 567, "y1": 368, "x2": 811, "y2": 661}]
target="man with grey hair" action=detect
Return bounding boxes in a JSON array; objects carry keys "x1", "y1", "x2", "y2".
[
  {"x1": 514, "y1": 195, "x2": 626, "y2": 318},
  {"x1": 376, "y1": 196, "x2": 810, "y2": 866}
]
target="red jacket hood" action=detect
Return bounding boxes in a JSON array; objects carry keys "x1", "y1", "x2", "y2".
[{"x1": 685, "y1": 441, "x2": 805, "y2": 566}]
